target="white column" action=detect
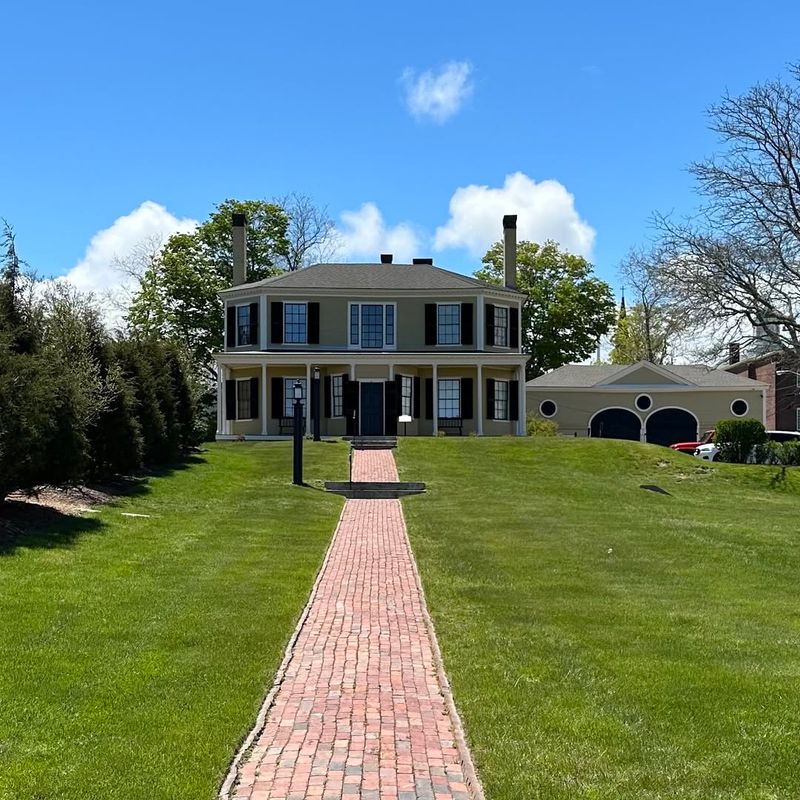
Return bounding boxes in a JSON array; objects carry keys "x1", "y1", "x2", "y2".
[
  {"x1": 432, "y1": 364, "x2": 438, "y2": 436},
  {"x1": 350, "y1": 363, "x2": 356, "y2": 380},
  {"x1": 261, "y1": 363, "x2": 268, "y2": 435},
  {"x1": 388, "y1": 363, "x2": 394, "y2": 380},
  {"x1": 224, "y1": 366, "x2": 232, "y2": 435},
  {"x1": 216, "y1": 365, "x2": 224, "y2": 436},
  {"x1": 477, "y1": 363, "x2": 483, "y2": 435},
  {"x1": 517, "y1": 365, "x2": 526, "y2": 435},
  {"x1": 477, "y1": 296, "x2": 485, "y2": 350},
  {"x1": 305, "y1": 363, "x2": 312, "y2": 434}
]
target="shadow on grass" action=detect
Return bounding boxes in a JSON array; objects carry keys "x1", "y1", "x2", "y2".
[{"x1": 0, "y1": 453, "x2": 208, "y2": 557}]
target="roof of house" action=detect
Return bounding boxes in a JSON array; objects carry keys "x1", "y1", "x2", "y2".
[
  {"x1": 526, "y1": 362, "x2": 766, "y2": 389},
  {"x1": 220, "y1": 262, "x2": 523, "y2": 296}
]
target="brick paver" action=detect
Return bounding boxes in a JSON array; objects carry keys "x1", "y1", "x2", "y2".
[
  {"x1": 350, "y1": 448, "x2": 399, "y2": 482},
  {"x1": 227, "y1": 450, "x2": 475, "y2": 800}
]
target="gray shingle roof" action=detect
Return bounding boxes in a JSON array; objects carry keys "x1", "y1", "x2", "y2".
[
  {"x1": 526, "y1": 363, "x2": 766, "y2": 388},
  {"x1": 220, "y1": 262, "x2": 523, "y2": 296}
]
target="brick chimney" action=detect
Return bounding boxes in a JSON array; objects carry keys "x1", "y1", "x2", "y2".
[
  {"x1": 232, "y1": 213, "x2": 247, "y2": 286},
  {"x1": 503, "y1": 215, "x2": 517, "y2": 290},
  {"x1": 412, "y1": 258, "x2": 433, "y2": 265},
  {"x1": 728, "y1": 342, "x2": 741, "y2": 365},
  {"x1": 380, "y1": 253, "x2": 393, "y2": 264}
]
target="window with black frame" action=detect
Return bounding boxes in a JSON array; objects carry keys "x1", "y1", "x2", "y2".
[
  {"x1": 284, "y1": 303, "x2": 307, "y2": 343},
  {"x1": 437, "y1": 378, "x2": 460, "y2": 419},
  {"x1": 494, "y1": 379, "x2": 509, "y2": 419},
  {"x1": 331, "y1": 374, "x2": 344, "y2": 417},
  {"x1": 237, "y1": 305, "x2": 252, "y2": 346},
  {"x1": 237, "y1": 379, "x2": 253, "y2": 419},
  {"x1": 437, "y1": 304, "x2": 460, "y2": 344},
  {"x1": 400, "y1": 375, "x2": 413, "y2": 416},
  {"x1": 493, "y1": 306, "x2": 509, "y2": 346}
]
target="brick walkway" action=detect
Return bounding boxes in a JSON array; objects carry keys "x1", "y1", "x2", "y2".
[
  {"x1": 350, "y1": 449, "x2": 399, "y2": 482},
  {"x1": 225, "y1": 450, "x2": 476, "y2": 800}
]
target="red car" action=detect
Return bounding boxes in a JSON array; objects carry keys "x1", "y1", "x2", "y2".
[{"x1": 670, "y1": 429, "x2": 715, "y2": 455}]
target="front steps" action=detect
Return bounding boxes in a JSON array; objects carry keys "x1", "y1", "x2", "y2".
[
  {"x1": 347, "y1": 436, "x2": 398, "y2": 450},
  {"x1": 324, "y1": 481, "x2": 425, "y2": 499}
]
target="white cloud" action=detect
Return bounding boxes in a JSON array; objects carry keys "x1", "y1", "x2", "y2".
[
  {"x1": 401, "y1": 61, "x2": 473, "y2": 124},
  {"x1": 335, "y1": 202, "x2": 420, "y2": 263},
  {"x1": 57, "y1": 201, "x2": 197, "y2": 327},
  {"x1": 434, "y1": 172, "x2": 596, "y2": 258}
]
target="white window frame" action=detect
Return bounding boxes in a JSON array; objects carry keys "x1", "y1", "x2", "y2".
[
  {"x1": 436, "y1": 302, "x2": 461, "y2": 346},
  {"x1": 330, "y1": 373, "x2": 345, "y2": 418},
  {"x1": 284, "y1": 301, "x2": 308, "y2": 344},
  {"x1": 494, "y1": 378, "x2": 509, "y2": 420},
  {"x1": 437, "y1": 378, "x2": 461, "y2": 419},
  {"x1": 236, "y1": 303, "x2": 253, "y2": 347},
  {"x1": 493, "y1": 304, "x2": 510, "y2": 348},
  {"x1": 283, "y1": 377, "x2": 307, "y2": 417},
  {"x1": 236, "y1": 377, "x2": 254, "y2": 421},
  {"x1": 347, "y1": 302, "x2": 398, "y2": 350},
  {"x1": 399, "y1": 373, "x2": 414, "y2": 417}
]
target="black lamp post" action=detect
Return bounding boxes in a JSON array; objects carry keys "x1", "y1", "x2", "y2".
[
  {"x1": 292, "y1": 379, "x2": 303, "y2": 486},
  {"x1": 312, "y1": 366, "x2": 321, "y2": 442}
]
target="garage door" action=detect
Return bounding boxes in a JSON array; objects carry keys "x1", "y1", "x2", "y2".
[
  {"x1": 590, "y1": 408, "x2": 641, "y2": 441},
  {"x1": 646, "y1": 408, "x2": 697, "y2": 447}
]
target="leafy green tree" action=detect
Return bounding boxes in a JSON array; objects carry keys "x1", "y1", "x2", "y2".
[
  {"x1": 476, "y1": 240, "x2": 616, "y2": 378},
  {"x1": 610, "y1": 303, "x2": 671, "y2": 364}
]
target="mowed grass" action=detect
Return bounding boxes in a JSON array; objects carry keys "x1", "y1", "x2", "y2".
[
  {"x1": 397, "y1": 437, "x2": 800, "y2": 800},
  {"x1": 0, "y1": 441, "x2": 346, "y2": 800}
]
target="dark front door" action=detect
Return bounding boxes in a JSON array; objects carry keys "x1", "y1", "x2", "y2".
[{"x1": 360, "y1": 383, "x2": 384, "y2": 436}]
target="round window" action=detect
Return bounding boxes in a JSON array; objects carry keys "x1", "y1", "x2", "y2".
[
  {"x1": 635, "y1": 394, "x2": 653, "y2": 411},
  {"x1": 731, "y1": 399, "x2": 749, "y2": 417},
  {"x1": 539, "y1": 399, "x2": 557, "y2": 418}
]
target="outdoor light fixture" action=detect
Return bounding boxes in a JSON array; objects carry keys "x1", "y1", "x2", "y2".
[
  {"x1": 293, "y1": 380, "x2": 303, "y2": 401},
  {"x1": 292, "y1": 380, "x2": 304, "y2": 485},
  {"x1": 313, "y1": 366, "x2": 320, "y2": 381},
  {"x1": 312, "y1": 367, "x2": 321, "y2": 442}
]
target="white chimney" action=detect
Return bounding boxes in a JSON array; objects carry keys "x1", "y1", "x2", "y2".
[
  {"x1": 503, "y1": 215, "x2": 517, "y2": 290},
  {"x1": 232, "y1": 213, "x2": 247, "y2": 285}
]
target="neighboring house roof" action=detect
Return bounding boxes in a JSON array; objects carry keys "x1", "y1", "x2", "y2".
[
  {"x1": 526, "y1": 361, "x2": 767, "y2": 389},
  {"x1": 219, "y1": 262, "x2": 524, "y2": 297}
]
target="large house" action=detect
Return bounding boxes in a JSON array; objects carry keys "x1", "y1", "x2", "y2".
[{"x1": 214, "y1": 215, "x2": 529, "y2": 439}]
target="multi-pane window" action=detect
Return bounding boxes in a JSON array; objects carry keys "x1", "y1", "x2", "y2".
[
  {"x1": 331, "y1": 374, "x2": 344, "y2": 417},
  {"x1": 437, "y1": 379, "x2": 460, "y2": 419},
  {"x1": 400, "y1": 375, "x2": 413, "y2": 417},
  {"x1": 283, "y1": 377, "x2": 307, "y2": 417},
  {"x1": 437, "y1": 304, "x2": 460, "y2": 344},
  {"x1": 236, "y1": 379, "x2": 253, "y2": 419},
  {"x1": 237, "y1": 305, "x2": 252, "y2": 346},
  {"x1": 494, "y1": 379, "x2": 509, "y2": 420},
  {"x1": 284, "y1": 303, "x2": 307, "y2": 344},
  {"x1": 349, "y1": 303, "x2": 396, "y2": 349},
  {"x1": 493, "y1": 306, "x2": 509, "y2": 347}
]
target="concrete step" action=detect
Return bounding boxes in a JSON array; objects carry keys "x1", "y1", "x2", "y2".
[
  {"x1": 324, "y1": 481, "x2": 425, "y2": 499},
  {"x1": 349, "y1": 436, "x2": 398, "y2": 450}
]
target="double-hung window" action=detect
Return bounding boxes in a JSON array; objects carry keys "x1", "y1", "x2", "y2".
[
  {"x1": 237, "y1": 379, "x2": 254, "y2": 419},
  {"x1": 237, "y1": 305, "x2": 253, "y2": 346},
  {"x1": 437, "y1": 304, "x2": 460, "y2": 344},
  {"x1": 331, "y1": 374, "x2": 344, "y2": 417},
  {"x1": 284, "y1": 303, "x2": 308, "y2": 344},
  {"x1": 493, "y1": 306, "x2": 509, "y2": 347},
  {"x1": 283, "y1": 377, "x2": 307, "y2": 417},
  {"x1": 494, "y1": 379, "x2": 509, "y2": 420},
  {"x1": 400, "y1": 375, "x2": 413, "y2": 417},
  {"x1": 349, "y1": 303, "x2": 396, "y2": 349},
  {"x1": 437, "y1": 379, "x2": 460, "y2": 419}
]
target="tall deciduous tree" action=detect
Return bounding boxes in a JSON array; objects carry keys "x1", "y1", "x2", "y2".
[{"x1": 476, "y1": 240, "x2": 615, "y2": 378}]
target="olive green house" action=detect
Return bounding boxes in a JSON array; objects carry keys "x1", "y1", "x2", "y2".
[
  {"x1": 526, "y1": 361, "x2": 767, "y2": 445},
  {"x1": 214, "y1": 215, "x2": 529, "y2": 439}
]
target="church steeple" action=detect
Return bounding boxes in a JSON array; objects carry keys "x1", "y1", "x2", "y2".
[{"x1": 618, "y1": 286, "x2": 627, "y2": 320}]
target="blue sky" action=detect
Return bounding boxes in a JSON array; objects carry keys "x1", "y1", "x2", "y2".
[{"x1": 2, "y1": 0, "x2": 800, "y2": 301}]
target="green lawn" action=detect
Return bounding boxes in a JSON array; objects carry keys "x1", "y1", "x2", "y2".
[
  {"x1": 0, "y1": 441, "x2": 346, "y2": 800},
  {"x1": 397, "y1": 437, "x2": 800, "y2": 800}
]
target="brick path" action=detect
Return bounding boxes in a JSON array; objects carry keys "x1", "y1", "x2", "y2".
[
  {"x1": 350, "y1": 448, "x2": 399, "y2": 482},
  {"x1": 226, "y1": 450, "x2": 476, "y2": 800}
]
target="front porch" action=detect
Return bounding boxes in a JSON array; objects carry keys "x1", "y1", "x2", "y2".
[{"x1": 214, "y1": 352, "x2": 528, "y2": 438}]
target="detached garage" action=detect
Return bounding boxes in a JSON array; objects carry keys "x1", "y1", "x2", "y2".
[{"x1": 526, "y1": 361, "x2": 766, "y2": 445}]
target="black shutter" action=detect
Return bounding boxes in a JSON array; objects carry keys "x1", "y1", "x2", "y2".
[
  {"x1": 461, "y1": 377, "x2": 473, "y2": 419},
  {"x1": 385, "y1": 379, "x2": 399, "y2": 436},
  {"x1": 324, "y1": 375, "x2": 332, "y2": 418},
  {"x1": 225, "y1": 379, "x2": 236, "y2": 420},
  {"x1": 308, "y1": 302, "x2": 320, "y2": 344},
  {"x1": 249, "y1": 302, "x2": 259, "y2": 346},
  {"x1": 249, "y1": 377, "x2": 259, "y2": 419},
  {"x1": 425, "y1": 304, "x2": 437, "y2": 346},
  {"x1": 509, "y1": 380, "x2": 519, "y2": 421},
  {"x1": 271, "y1": 302, "x2": 283, "y2": 344},
  {"x1": 344, "y1": 379, "x2": 359, "y2": 436},
  {"x1": 487, "y1": 378, "x2": 496, "y2": 420},
  {"x1": 226, "y1": 306, "x2": 236, "y2": 347},
  {"x1": 461, "y1": 303, "x2": 474, "y2": 346},
  {"x1": 425, "y1": 378, "x2": 433, "y2": 419},
  {"x1": 271, "y1": 376, "x2": 283, "y2": 418},
  {"x1": 510, "y1": 307, "x2": 519, "y2": 349},
  {"x1": 413, "y1": 376, "x2": 421, "y2": 418},
  {"x1": 485, "y1": 303, "x2": 495, "y2": 347}
]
